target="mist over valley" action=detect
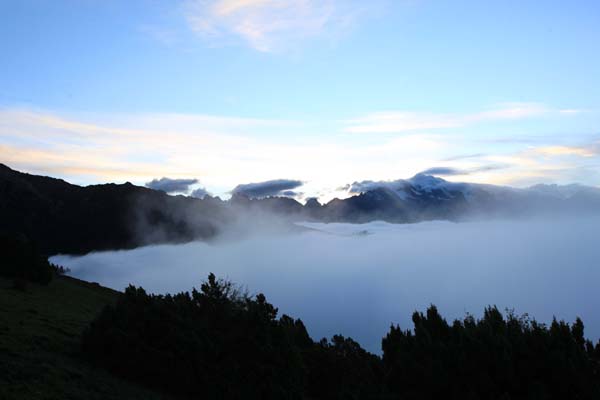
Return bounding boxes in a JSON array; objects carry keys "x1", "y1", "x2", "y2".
[{"x1": 52, "y1": 217, "x2": 600, "y2": 353}]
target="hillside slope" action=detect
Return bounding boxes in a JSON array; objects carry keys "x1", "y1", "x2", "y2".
[
  {"x1": 0, "y1": 163, "x2": 229, "y2": 255},
  {"x1": 0, "y1": 275, "x2": 172, "y2": 400}
]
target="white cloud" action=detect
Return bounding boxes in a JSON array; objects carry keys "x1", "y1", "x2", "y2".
[
  {"x1": 344, "y1": 103, "x2": 566, "y2": 134},
  {"x1": 534, "y1": 144, "x2": 600, "y2": 158},
  {"x1": 0, "y1": 108, "x2": 448, "y2": 201},
  {"x1": 1, "y1": 106, "x2": 597, "y2": 200},
  {"x1": 184, "y1": 0, "x2": 366, "y2": 52}
]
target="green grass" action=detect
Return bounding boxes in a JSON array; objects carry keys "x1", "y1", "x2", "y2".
[{"x1": 0, "y1": 275, "x2": 172, "y2": 400}]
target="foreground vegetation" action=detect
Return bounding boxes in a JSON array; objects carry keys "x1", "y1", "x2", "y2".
[
  {"x1": 83, "y1": 274, "x2": 600, "y2": 400},
  {"x1": 2, "y1": 236, "x2": 600, "y2": 399},
  {"x1": 82, "y1": 274, "x2": 384, "y2": 399},
  {"x1": 0, "y1": 233, "x2": 171, "y2": 399},
  {"x1": 0, "y1": 276, "x2": 174, "y2": 400}
]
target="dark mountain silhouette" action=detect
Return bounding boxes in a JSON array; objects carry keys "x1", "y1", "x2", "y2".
[
  {"x1": 317, "y1": 185, "x2": 470, "y2": 223},
  {"x1": 2, "y1": 164, "x2": 600, "y2": 255},
  {"x1": 323, "y1": 173, "x2": 600, "y2": 222},
  {"x1": 0, "y1": 164, "x2": 229, "y2": 255}
]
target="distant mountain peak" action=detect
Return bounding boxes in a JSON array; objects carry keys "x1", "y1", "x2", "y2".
[
  {"x1": 305, "y1": 197, "x2": 322, "y2": 208},
  {"x1": 407, "y1": 173, "x2": 450, "y2": 192}
]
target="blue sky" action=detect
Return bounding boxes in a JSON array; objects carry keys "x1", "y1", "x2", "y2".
[{"x1": 1, "y1": 0, "x2": 599, "y2": 200}]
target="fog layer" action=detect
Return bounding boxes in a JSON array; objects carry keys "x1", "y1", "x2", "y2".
[{"x1": 52, "y1": 217, "x2": 600, "y2": 353}]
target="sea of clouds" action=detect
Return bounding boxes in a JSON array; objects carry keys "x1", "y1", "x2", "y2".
[{"x1": 52, "y1": 217, "x2": 600, "y2": 353}]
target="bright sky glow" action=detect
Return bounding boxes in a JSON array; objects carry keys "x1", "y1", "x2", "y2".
[{"x1": 1, "y1": 1, "x2": 599, "y2": 200}]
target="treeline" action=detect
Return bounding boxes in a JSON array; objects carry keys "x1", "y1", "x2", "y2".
[
  {"x1": 82, "y1": 274, "x2": 382, "y2": 399},
  {"x1": 383, "y1": 306, "x2": 600, "y2": 399},
  {"x1": 82, "y1": 274, "x2": 600, "y2": 400}
]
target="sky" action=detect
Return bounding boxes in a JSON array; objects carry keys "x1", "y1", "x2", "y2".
[{"x1": 1, "y1": 0, "x2": 600, "y2": 200}]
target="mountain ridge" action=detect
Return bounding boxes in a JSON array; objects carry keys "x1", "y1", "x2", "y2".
[{"x1": 2, "y1": 163, "x2": 600, "y2": 255}]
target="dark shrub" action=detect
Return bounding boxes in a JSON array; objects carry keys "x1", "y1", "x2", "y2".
[
  {"x1": 382, "y1": 305, "x2": 600, "y2": 399},
  {"x1": 0, "y1": 234, "x2": 53, "y2": 284},
  {"x1": 83, "y1": 274, "x2": 307, "y2": 399},
  {"x1": 82, "y1": 274, "x2": 600, "y2": 400},
  {"x1": 83, "y1": 273, "x2": 383, "y2": 399}
]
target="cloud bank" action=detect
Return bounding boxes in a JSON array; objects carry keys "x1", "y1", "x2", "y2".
[
  {"x1": 146, "y1": 177, "x2": 199, "y2": 193},
  {"x1": 232, "y1": 179, "x2": 303, "y2": 198}
]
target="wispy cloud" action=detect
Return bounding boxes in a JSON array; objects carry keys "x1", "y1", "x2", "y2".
[
  {"x1": 0, "y1": 108, "x2": 287, "y2": 185},
  {"x1": 534, "y1": 144, "x2": 600, "y2": 158},
  {"x1": 1, "y1": 107, "x2": 598, "y2": 199},
  {"x1": 344, "y1": 103, "x2": 576, "y2": 134},
  {"x1": 443, "y1": 153, "x2": 486, "y2": 161},
  {"x1": 0, "y1": 108, "x2": 448, "y2": 200},
  {"x1": 420, "y1": 164, "x2": 508, "y2": 177},
  {"x1": 184, "y1": 0, "x2": 368, "y2": 52},
  {"x1": 475, "y1": 141, "x2": 600, "y2": 187}
]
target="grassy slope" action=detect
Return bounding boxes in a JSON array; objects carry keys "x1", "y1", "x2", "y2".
[{"x1": 0, "y1": 275, "x2": 171, "y2": 400}]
